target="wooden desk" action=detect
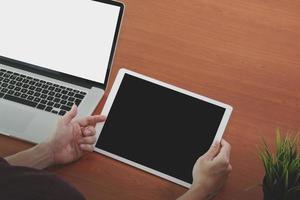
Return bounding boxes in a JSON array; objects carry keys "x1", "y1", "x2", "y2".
[{"x1": 1, "y1": 0, "x2": 300, "y2": 199}]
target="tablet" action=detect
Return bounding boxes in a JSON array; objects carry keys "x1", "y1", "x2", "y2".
[{"x1": 94, "y1": 68, "x2": 233, "y2": 188}]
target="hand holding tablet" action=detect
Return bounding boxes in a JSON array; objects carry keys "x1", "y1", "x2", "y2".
[{"x1": 94, "y1": 68, "x2": 233, "y2": 188}]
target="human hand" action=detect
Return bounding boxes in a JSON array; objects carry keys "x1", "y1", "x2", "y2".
[
  {"x1": 193, "y1": 139, "x2": 232, "y2": 199},
  {"x1": 178, "y1": 139, "x2": 232, "y2": 200},
  {"x1": 46, "y1": 105, "x2": 106, "y2": 165}
]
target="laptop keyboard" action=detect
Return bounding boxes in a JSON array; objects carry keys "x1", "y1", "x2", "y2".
[{"x1": 0, "y1": 68, "x2": 87, "y2": 116}]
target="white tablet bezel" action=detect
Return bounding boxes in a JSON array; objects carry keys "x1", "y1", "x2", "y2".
[{"x1": 94, "y1": 68, "x2": 233, "y2": 188}]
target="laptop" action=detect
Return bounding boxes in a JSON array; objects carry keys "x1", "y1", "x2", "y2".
[{"x1": 0, "y1": 0, "x2": 124, "y2": 143}]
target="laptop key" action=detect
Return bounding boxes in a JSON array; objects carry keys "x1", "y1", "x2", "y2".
[
  {"x1": 54, "y1": 103, "x2": 60, "y2": 108},
  {"x1": 4, "y1": 94, "x2": 37, "y2": 107},
  {"x1": 40, "y1": 100, "x2": 47, "y2": 104},
  {"x1": 68, "y1": 97, "x2": 75, "y2": 101},
  {"x1": 16, "y1": 77, "x2": 23, "y2": 81},
  {"x1": 9, "y1": 80, "x2": 16, "y2": 84},
  {"x1": 21, "y1": 94, "x2": 28, "y2": 99},
  {"x1": 35, "y1": 88, "x2": 42, "y2": 92},
  {"x1": 45, "y1": 106, "x2": 52, "y2": 112},
  {"x1": 37, "y1": 104, "x2": 46, "y2": 110},
  {"x1": 16, "y1": 82, "x2": 22, "y2": 86},
  {"x1": 27, "y1": 96, "x2": 34, "y2": 101},
  {"x1": 42, "y1": 84, "x2": 49, "y2": 89},
  {"x1": 23, "y1": 84, "x2": 29, "y2": 88},
  {"x1": 61, "y1": 105, "x2": 71, "y2": 111},
  {"x1": 74, "y1": 94, "x2": 84, "y2": 99},
  {"x1": 47, "y1": 96, "x2": 54, "y2": 101},
  {"x1": 68, "y1": 92, "x2": 75, "y2": 96},
  {"x1": 54, "y1": 98, "x2": 60, "y2": 103},
  {"x1": 35, "y1": 82, "x2": 42, "y2": 87},
  {"x1": 0, "y1": 92, "x2": 4, "y2": 98},
  {"x1": 23, "y1": 79, "x2": 29, "y2": 84},
  {"x1": 47, "y1": 101, "x2": 54, "y2": 106},
  {"x1": 28, "y1": 91, "x2": 34, "y2": 95},
  {"x1": 60, "y1": 100, "x2": 67, "y2": 105},
  {"x1": 55, "y1": 93, "x2": 62, "y2": 98},
  {"x1": 29, "y1": 81, "x2": 35, "y2": 85},
  {"x1": 52, "y1": 110, "x2": 58, "y2": 114},
  {"x1": 74, "y1": 99, "x2": 82, "y2": 106},
  {"x1": 15, "y1": 87, "x2": 21, "y2": 91},
  {"x1": 58, "y1": 110, "x2": 66, "y2": 116},
  {"x1": 54, "y1": 88, "x2": 61, "y2": 93},
  {"x1": 34, "y1": 92, "x2": 41, "y2": 97},
  {"x1": 29, "y1": 86, "x2": 36, "y2": 90},
  {"x1": 48, "y1": 86, "x2": 55, "y2": 91},
  {"x1": 34, "y1": 97, "x2": 41, "y2": 102},
  {"x1": 1, "y1": 88, "x2": 8, "y2": 93},
  {"x1": 42, "y1": 89, "x2": 49, "y2": 94},
  {"x1": 10, "y1": 75, "x2": 17, "y2": 80}
]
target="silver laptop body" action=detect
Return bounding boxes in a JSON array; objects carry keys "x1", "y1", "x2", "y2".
[{"x1": 0, "y1": 0, "x2": 124, "y2": 143}]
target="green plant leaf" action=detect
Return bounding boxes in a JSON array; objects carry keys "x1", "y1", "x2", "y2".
[{"x1": 259, "y1": 130, "x2": 300, "y2": 200}]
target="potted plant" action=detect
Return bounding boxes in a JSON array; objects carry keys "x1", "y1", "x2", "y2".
[{"x1": 259, "y1": 129, "x2": 300, "y2": 200}]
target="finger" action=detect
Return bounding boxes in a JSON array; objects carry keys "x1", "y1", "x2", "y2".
[
  {"x1": 78, "y1": 136, "x2": 97, "y2": 144},
  {"x1": 82, "y1": 126, "x2": 96, "y2": 137},
  {"x1": 203, "y1": 140, "x2": 221, "y2": 160},
  {"x1": 227, "y1": 164, "x2": 233, "y2": 172},
  {"x1": 62, "y1": 105, "x2": 78, "y2": 125},
  {"x1": 214, "y1": 139, "x2": 231, "y2": 165},
  {"x1": 80, "y1": 144, "x2": 94, "y2": 152},
  {"x1": 77, "y1": 115, "x2": 106, "y2": 127}
]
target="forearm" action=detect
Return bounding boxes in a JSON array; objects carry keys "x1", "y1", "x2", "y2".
[
  {"x1": 4, "y1": 142, "x2": 54, "y2": 169},
  {"x1": 177, "y1": 187, "x2": 212, "y2": 200}
]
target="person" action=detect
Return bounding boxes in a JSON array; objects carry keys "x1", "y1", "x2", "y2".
[{"x1": 0, "y1": 105, "x2": 232, "y2": 200}]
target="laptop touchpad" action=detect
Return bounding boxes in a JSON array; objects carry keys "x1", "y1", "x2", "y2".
[{"x1": 0, "y1": 102, "x2": 35, "y2": 135}]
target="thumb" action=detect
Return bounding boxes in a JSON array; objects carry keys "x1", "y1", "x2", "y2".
[
  {"x1": 204, "y1": 140, "x2": 220, "y2": 160},
  {"x1": 62, "y1": 105, "x2": 78, "y2": 125}
]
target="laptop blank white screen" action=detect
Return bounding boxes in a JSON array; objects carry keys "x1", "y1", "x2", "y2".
[{"x1": 0, "y1": 0, "x2": 121, "y2": 84}]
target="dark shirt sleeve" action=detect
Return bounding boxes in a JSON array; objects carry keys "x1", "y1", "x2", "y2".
[{"x1": 0, "y1": 157, "x2": 85, "y2": 200}]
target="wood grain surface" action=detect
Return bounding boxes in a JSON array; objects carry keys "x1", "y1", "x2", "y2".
[{"x1": 1, "y1": 0, "x2": 300, "y2": 199}]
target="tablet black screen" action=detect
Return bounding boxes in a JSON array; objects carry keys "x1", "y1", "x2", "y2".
[{"x1": 96, "y1": 73, "x2": 226, "y2": 184}]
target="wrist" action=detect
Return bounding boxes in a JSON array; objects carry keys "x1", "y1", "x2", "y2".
[
  {"x1": 5, "y1": 142, "x2": 55, "y2": 169},
  {"x1": 36, "y1": 142, "x2": 55, "y2": 168},
  {"x1": 177, "y1": 185, "x2": 208, "y2": 200},
  {"x1": 188, "y1": 186, "x2": 208, "y2": 200}
]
